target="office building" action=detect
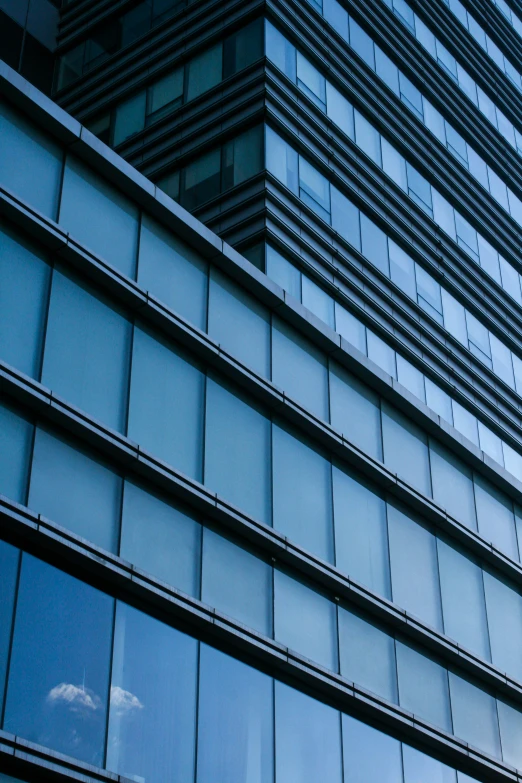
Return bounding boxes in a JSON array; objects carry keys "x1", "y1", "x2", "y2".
[{"x1": 2, "y1": 0, "x2": 522, "y2": 781}]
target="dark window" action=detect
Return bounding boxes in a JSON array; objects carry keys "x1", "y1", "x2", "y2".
[
  {"x1": 223, "y1": 18, "x2": 263, "y2": 78},
  {"x1": 20, "y1": 33, "x2": 55, "y2": 94},
  {"x1": 0, "y1": 9, "x2": 23, "y2": 70}
]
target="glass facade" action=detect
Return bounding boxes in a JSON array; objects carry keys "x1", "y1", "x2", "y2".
[{"x1": 2, "y1": 0, "x2": 522, "y2": 781}]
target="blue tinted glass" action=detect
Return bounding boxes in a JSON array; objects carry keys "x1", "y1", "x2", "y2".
[
  {"x1": 0, "y1": 99, "x2": 62, "y2": 219},
  {"x1": 29, "y1": 428, "x2": 121, "y2": 553},
  {"x1": 333, "y1": 467, "x2": 390, "y2": 598},
  {"x1": 5, "y1": 554, "x2": 113, "y2": 765},
  {"x1": 360, "y1": 214, "x2": 389, "y2": 276},
  {"x1": 396, "y1": 641, "x2": 452, "y2": 731},
  {"x1": 274, "y1": 570, "x2": 338, "y2": 670},
  {"x1": 343, "y1": 713, "x2": 403, "y2": 783},
  {"x1": 42, "y1": 267, "x2": 132, "y2": 432},
  {"x1": 197, "y1": 644, "x2": 273, "y2": 783},
  {"x1": 128, "y1": 325, "x2": 204, "y2": 480},
  {"x1": 0, "y1": 402, "x2": 32, "y2": 504},
  {"x1": 403, "y1": 745, "x2": 456, "y2": 783},
  {"x1": 208, "y1": 268, "x2": 270, "y2": 377},
  {"x1": 273, "y1": 424, "x2": 334, "y2": 561},
  {"x1": 302, "y1": 276, "x2": 335, "y2": 330},
  {"x1": 272, "y1": 317, "x2": 329, "y2": 420},
  {"x1": 339, "y1": 608, "x2": 397, "y2": 702},
  {"x1": 266, "y1": 244, "x2": 301, "y2": 299},
  {"x1": 107, "y1": 602, "x2": 197, "y2": 783},
  {"x1": 474, "y1": 476, "x2": 518, "y2": 560},
  {"x1": 331, "y1": 186, "x2": 361, "y2": 249},
  {"x1": 0, "y1": 222, "x2": 50, "y2": 378},
  {"x1": 449, "y1": 673, "x2": 501, "y2": 758},
  {"x1": 430, "y1": 441, "x2": 476, "y2": 530},
  {"x1": 60, "y1": 155, "x2": 139, "y2": 278},
  {"x1": 382, "y1": 402, "x2": 431, "y2": 496},
  {"x1": 138, "y1": 214, "x2": 208, "y2": 330},
  {"x1": 120, "y1": 481, "x2": 201, "y2": 596},
  {"x1": 266, "y1": 20, "x2": 297, "y2": 81},
  {"x1": 497, "y1": 699, "x2": 522, "y2": 770},
  {"x1": 349, "y1": 17, "x2": 375, "y2": 69},
  {"x1": 329, "y1": 364, "x2": 382, "y2": 461},
  {"x1": 276, "y1": 681, "x2": 342, "y2": 783},
  {"x1": 205, "y1": 377, "x2": 271, "y2": 524},
  {"x1": 438, "y1": 539, "x2": 490, "y2": 661},
  {"x1": 388, "y1": 504, "x2": 443, "y2": 630},
  {"x1": 354, "y1": 110, "x2": 382, "y2": 166},
  {"x1": 483, "y1": 571, "x2": 522, "y2": 682},
  {"x1": 202, "y1": 529, "x2": 272, "y2": 635},
  {"x1": 0, "y1": 540, "x2": 19, "y2": 710}
]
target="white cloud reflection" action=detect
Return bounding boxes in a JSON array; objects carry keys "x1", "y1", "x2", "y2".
[
  {"x1": 110, "y1": 685, "x2": 144, "y2": 715},
  {"x1": 47, "y1": 683, "x2": 101, "y2": 712}
]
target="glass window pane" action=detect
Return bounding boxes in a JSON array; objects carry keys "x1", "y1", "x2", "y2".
[
  {"x1": 272, "y1": 317, "x2": 329, "y2": 420},
  {"x1": 354, "y1": 110, "x2": 381, "y2": 166},
  {"x1": 205, "y1": 378, "x2": 271, "y2": 525},
  {"x1": 274, "y1": 570, "x2": 337, "y2": 670},
  {"x1": 455, "y1": 213, "x2": 479, "y2": 261},
  {"x1": 202, "y1": 529, "x2": 271, "y2": 635},
  {"x1": 107, "y1": 602, "x2": 197, "y2": 783},
  {"x1": 0, "y1": 402, "x2": 33, "y2": 504},
  {"x1": 297, "y1": 52, "x2": 326, "y2": 107},
  {"x1": 333, "y1": 466, "x2": 390, "y2": 598},
  {"x1": 138, "y1": 213, "x2": 208, "y2": 331},
  {"x1": 425, "y1": 378, "x2": 453, "y2": 424},
  {"x1": 389, "y1": 239, "x2": 416, "y2": 298},
  {"x1": 42, "y1": 267, "x2": 132, "y2": 432},
  {"x1": 432, "y1": 190, "x2": 456, "y2": 240},
  {"x1": 222, "y1": 126, "x2": 263, "y2": 189},
  {"x1": 452, "y1": 400, "x2": 479, "y2": 446},
  {"x1": 343, "y1": 714, "x2": 403, "y2": 783},
  {"x1": 186, "y1": 43, "x2": 223, "y2": 101},
  {"x1": 266, "y1": 244, "x2": 301, "y2": 300},
  {"x1": 438, "y1": 539, "x2": 489, "y2": 660},
  {"x1": 148, "y1": 67, "x2": 183, "y2": 119},
  {"x1": 497, "y1": 699, "x2": 522, "y2": 770},
  {"x1": 361, "y1": 214, "x2": 389, "y2": 276},
  {"x1": 273, "y1": 423, "x2": 334, "y2": 562},
  {"x1": 128, "y1": 326, "x2": 204, "y2": 480},
  {"x1": 275, "y1": 681, "x2": 343, "y2": 783},
  {"x1": 478, "y1": 422, "x2": 503, "y2": 466},
  {"x1": 0, "y1": 221, "x2": 51, "y2": 378},
  {"x1": 403, "y1": 745, "x2": 456, "y2": 783},
  {"x1": 382, "y1": 402, "x2": 432, "y2": 496},
  {"x1": 331, "y1": 186, "x2": 361, "y2": 249},
  {"x1": 0, "y1": 98, "x2": 62, "y2": 219},
  {"x1": 375, "y1": 46, "x2": 400, "y2": 95},
  {"x1": 430, "y1": 440, "x2": 477, "y2": 530},
  {"x1": 324, "y1": 0, "x2": 348, "y2": 37},
  {"x1": 326, "y1": 82, "x2": 354, "y2": 139},
  {"x1": 335, "y1": 305, "x2": 366, "y2": 353},
  {"x1": 449, "y1": 673, "x2": 501, "y2": 758},
  {"x1": 441, "y1": 289, "x2": 467, "y2": 345},
  {"x1": 474, "y1": 475, "x2": 518, "y2": 560},
  {"x1": 223, "y1": 18, "x2": 263, "y2": 78},
  {"x1": 266, "y1": 126, "x2": 298, "y2": 193},
  {"x1": 113, "y1": 91, "x2": 146, "y2": 145},
  {"x1": 181, "y1": 149, "x2": 221, "y2": 210},
  {"x1": 208, "y1": 268, "x2": 270, "y2": 377},
  {"x1": 406, "y1": 163, "x2": 433, "y2": 214},
  {"x1": 197, "y1": 644, "x2": 273, "y2": 783},
  {"x1": 302, "y1": 275, "x2": 335, "y2": 329},
  {"x1": 29, "y1": 428, "x2": 121, "y2": 553},
  {"x1": 330, "y1": 364, "x2": 382, "y2": 461},
  {"x1": 339, "y1": 608, "x2": 397, "y2": 702},
  {"x1": 388, "y1": 503, "x2": 443, "y2": 630},
  {"x1": 299, "y1": 157, "x2": 331, "y2": 220},
  {"x1": 396, "y1": 641, "x2": 451, "y2": 731},
  {"x1": 483, "y1": 570, "x2": 522, "y2": 682},
  {"x1": 397, "y1": 355, "x2": 425, "y2": 401},
  {"x1": 265, "y1": 20, "x2": 296, "y2": 81},
  {"x1": 382, "y1": 139, "x2": 407, "y2": 191},
  {"x1": 60, "y1": 155, "x2": 139, "y2": 279},
  {"x1": 368, "y1": 331, "x2": 396, "y2": 378},
  {"x1": 349, "y1": 17, "x2": 375, "y2": 69},
  {"x1": 120, "y1": 481, "x2": 200, "y2": 596},
  {"x1": 415, "y1": 264, "x2": 442, "y2": 321},
  {"x1": 0, "y1": 540, "x2": 19, "y2": 710},
  {"x1": 4, "y1": 554, "x2": 113, "y2": 765},
  {"x1": 399, "y1": 72, "x2": 423, "y2": 118},
  {"x1": 490, "y1": 333, "x2": 515, "y2": 388}
]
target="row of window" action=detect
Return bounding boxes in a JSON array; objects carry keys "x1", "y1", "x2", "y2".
[
  {"x1": 56, "y1": 0, "x2": 195, "y2": 89},
  {"x1": 441, "y1": 0, "x2": 522, "y2": 93},
  {"x1": 4, "y1": 102, "x2": 522, "y2": 562},
  {"x1": 256, "y1": 242, "x2": 522, "y2": 482},
  {"x1": 4, "y1": 332, "x2": 522, "y2": 687},
  {"x1": 87, "y1": 20, "x2": 263, "y2": 147},
  {"x1": 0, "y1": 540, "x2": 481, "y2": 783},
  {"x1": 491, "y1": 0, "x2": 522, "y2": 37},
  {"x1": 381, "y1": 0, "x2": 522, "y2": 151},
  {"x1": 265, "y1": 127, "x2": 522, "y2": 398},
  {"x1": 0, "y1": 6, "x2": 55, "y2": 95},
  {"x1": 267, "y1": 19, "x2": 522, "y2": 303},
  {"x1": 7, "y1": 214, "x2": 522, "y2": 566},
  {"x1": 5, "y1": 89, "x2": 522, "y2": 423}
]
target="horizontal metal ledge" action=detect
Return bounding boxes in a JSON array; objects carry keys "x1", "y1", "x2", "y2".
[{"x1": 0, "y1": 498, "x2": 521, "y2": 783}]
